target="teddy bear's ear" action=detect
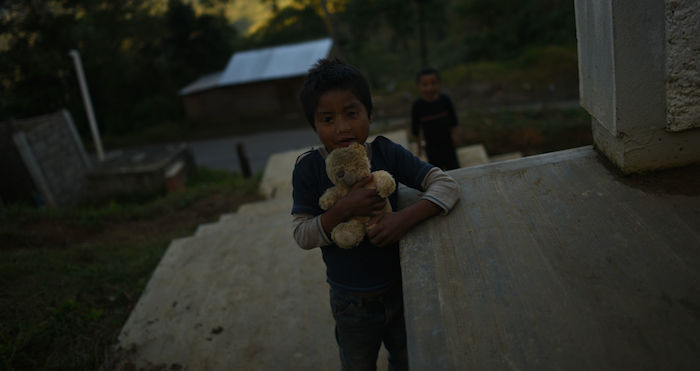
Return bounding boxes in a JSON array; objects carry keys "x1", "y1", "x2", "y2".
[{"x1": 351, "y1": 142, "x2": 364, "y2": 154}]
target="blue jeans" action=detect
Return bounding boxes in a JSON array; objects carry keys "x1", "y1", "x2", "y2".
[{"x1": 329, "y1": 283, "x2": 409, "y2": 371}]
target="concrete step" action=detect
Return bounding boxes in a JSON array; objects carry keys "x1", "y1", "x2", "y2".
[
  {"x1": 235, "y1": 197, "x2": 292, "y2": 216},
  {"x1": 457, "y1": 144, "x2": 489, "y2": 167},
  {"x1": 258, "y1": 149, "x2": 306, "y2": 200},
  {"x1": 489, "y1": 151, "x2": 523, "y2": 163},
  {"x1": 116, "y1": 216, "x2": 339, "y2": 370},
  {"x1": 377, "y1": 129, "x2": 409, "y2": 149},
  {"x1": 195, "y1": 204, "x2": 291, "y2": 237},
  {"x1": 214, "y1": 198, "x2": 291, "y2": 226},
  {"x1": 412, "y1": 143, "x2": 523, "y2": 168},
  {"x1": 193, "y1": 198, "x2": 291, "y2": 237}
]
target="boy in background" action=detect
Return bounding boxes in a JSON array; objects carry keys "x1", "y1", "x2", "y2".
[
  {"x1": 411, "y1": 67, "x2": 460, "y2": 170},
  {"x1": 292, "y1": 58, "x2": 460, "y2": 370}
]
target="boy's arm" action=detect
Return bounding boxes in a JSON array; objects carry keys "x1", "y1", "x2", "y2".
[
  {"x1": 292, "y1": 176, "x2": 387, "y2": 249},
  {"x1": 293, "y1": 214, "x2": 331, "y2": 250},
  {"x1": 367, "y1": 199, "x2": 442, "y2": 247},
  {"x1": 420, "y1": 167, "x2": 460, "y2": 214},
  {"x1": 319, "y1": 176, "x2": 386, "y2": 236},
  {"x1": 367, "y1": 167, "x2": 460, "y2": 247}
]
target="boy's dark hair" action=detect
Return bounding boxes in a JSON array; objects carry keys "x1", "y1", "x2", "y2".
[
  {"x1": 299, "y1": 58, "x2": 373, "y2": 129},
  {"x1": 416, "y1": 66, "x2": 441, "y2": 83}
]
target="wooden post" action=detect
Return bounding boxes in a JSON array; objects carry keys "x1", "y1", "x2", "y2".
[{"x1": 236, "y1": 142, "x2": 252, "y2": 178}]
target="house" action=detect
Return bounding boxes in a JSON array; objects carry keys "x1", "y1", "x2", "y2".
[{"x1": 179, "y1": 38, "x2": 335, "y2": 130}]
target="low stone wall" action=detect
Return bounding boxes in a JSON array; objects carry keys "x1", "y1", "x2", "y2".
[
  {"x1": 2, "y1": 110, "x2": 197, "y2": 207},
  {"x1": 86, "y1": 143, "x2": 195, "y2": 201}
]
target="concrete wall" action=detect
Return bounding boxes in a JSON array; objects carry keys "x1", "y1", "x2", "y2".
[
  {"x1": 574, "y1": 0, "x2": 700, "y2": 173},
  {"x1": 666, "y1": 0, "x2": 700, "y2": 132},
  {"x1": 575, "y1": 1, "x2": 615, "y2": 133}
]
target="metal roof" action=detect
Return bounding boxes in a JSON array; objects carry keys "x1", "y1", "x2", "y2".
[
  {"x1": 178, "y1": 71, "x2": 223, "y2": 96},
  {"x1": 179, "y1": 38, "x2": 333, "y2": 96}
]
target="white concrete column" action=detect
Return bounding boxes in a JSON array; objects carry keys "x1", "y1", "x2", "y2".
[{"x1": 574, "y1": 0, "x2": 700, "y2": 174}]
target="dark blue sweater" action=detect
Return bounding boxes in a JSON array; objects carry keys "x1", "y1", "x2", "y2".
[{"x1": 292, "y1": 136, "x2": 433, "y2": 292}]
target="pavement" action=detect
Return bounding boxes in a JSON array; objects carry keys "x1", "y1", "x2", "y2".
[{"x1": 188, "y1": 127, "x2": 320, "y2": 174}]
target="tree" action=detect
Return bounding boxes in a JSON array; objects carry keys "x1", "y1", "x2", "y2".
[
  {"x1": 245, "y1": 2, "x2": 328, "y2": 48},
  {"x1": 453, "y1": 0, "x2": 576, "y2": 62},
  {"x1": 0, "y1": 0, "x2": 239, "y2": 135},
  {"x1": 322, "y1": 0, "x2": 445, "y2": 88}
]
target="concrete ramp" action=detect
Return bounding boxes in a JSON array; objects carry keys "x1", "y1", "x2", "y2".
[
  {"x1": 114, "y1": 200, "x2": 338, "y2": 370},
  {"x1": 398, "y1": 146, "x2": 700, "y2": 370},
  {"x1": 457, "y1": 144, "x2": 489, "y2": 167}
]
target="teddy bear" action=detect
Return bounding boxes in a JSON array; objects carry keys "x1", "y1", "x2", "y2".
[{"x1": 319, "y1": 142, "x2": 396, "y2": 249}]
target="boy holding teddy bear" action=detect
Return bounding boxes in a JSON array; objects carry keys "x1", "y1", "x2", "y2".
[{"x1": 291, "y1": 58, "x2": 460, "y2": 370}]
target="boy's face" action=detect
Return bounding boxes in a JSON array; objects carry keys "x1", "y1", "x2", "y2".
[
  {"x1": 314, "y1": 89, "x2": 372, "y2": 152},
  {"x1": 418, "y1": 73, "x2": 440, "y2": 102}
]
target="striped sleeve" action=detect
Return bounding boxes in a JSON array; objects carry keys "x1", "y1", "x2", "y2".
[
  {"x1": 420, "y1": 167, "x2": 460, "y2": 214},
  {"x1": 292, "y1": 213, "x2": 332, "y2": 249}
]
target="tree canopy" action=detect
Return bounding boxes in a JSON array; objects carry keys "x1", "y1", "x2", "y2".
[
  {"x1": 0, "y1": 0, "x2": 577, "y2": 137},
  {"x1": 1, "y1": 0, "x2": 238, "y2": 135}
]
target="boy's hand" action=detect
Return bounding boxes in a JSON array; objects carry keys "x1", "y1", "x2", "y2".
[
  {"x1": 366, "y1": 212, "x2": 410, "y2": 247},
  {"x1": 336, "y1": 175, "x2": 386, "y2": 219},
  {"x1": 366, "y1": 199, "x2": 443, "y2": 247}
]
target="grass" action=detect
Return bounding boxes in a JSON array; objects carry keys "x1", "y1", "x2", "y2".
[
  {"x1": 0, "y1": 169, "x2": 263, "y2": 370},
  {"x1": 1, "y1": 240, "x2": 167, "y2": 370},
  {"x1": 374, "y1": 45, "x2": 581, "y2": 121},
  {"x1": 374, "y1": 105, "x2": 593, "y2": 158},
  {"x1": 458, "y1": 105, "x2": 592, "y2": 156}
]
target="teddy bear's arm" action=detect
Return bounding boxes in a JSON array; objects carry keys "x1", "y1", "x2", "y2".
[
  {"x1": 319, "y1": 186, "x2": 344, "y2": 210},
  {"x1": 371, "y1": 170, "x2": 396, "y2": 199},
  {"x1": 331, "y1": 218, "x2": 367, "y2": 249}
]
